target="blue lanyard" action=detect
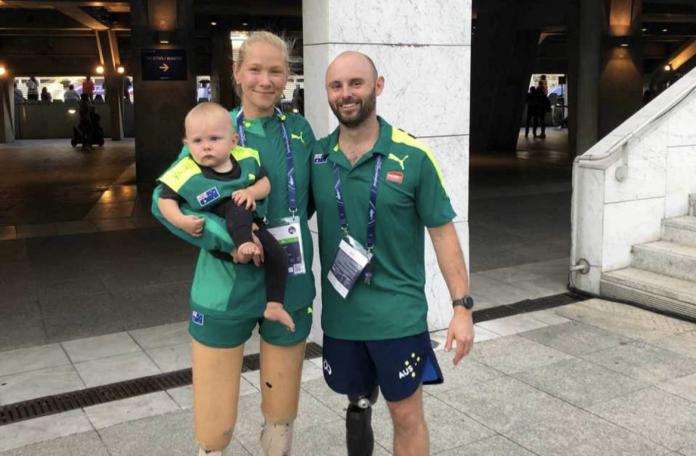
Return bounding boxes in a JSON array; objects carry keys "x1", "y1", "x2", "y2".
[
  {"x1": 235, "y1": 108, "x2": 297, "y2": 216},
  {"x1": 331, "y1": 155, "x2": 383, "y2": 252}
]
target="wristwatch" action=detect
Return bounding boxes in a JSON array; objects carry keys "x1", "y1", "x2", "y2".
[{"x1": 452, "y1": 295, "x2": 474, "y2": 310}]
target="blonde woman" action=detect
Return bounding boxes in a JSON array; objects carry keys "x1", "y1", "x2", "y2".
[{"x1": 152, "y1": 31, "x2": 316, "y2": 455}]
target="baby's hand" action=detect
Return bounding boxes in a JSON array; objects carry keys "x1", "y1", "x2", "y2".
[
  {"x1": 232, "y1": 189, "x2": 256, "y2": 211},
  {"x1": 237, "y1": 241, "x2": 261, "y2": 257},
  {"x1": 181, "y1": 216, "x2": 204, "y2": 237}
]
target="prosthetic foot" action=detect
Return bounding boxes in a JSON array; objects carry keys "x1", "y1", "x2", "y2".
[
  {"x1": 260, "y1": 420, "x2": 294, "y2": 456},
  {"x1": 346, "y1": 387, "x2": 379, "y2": 456}
]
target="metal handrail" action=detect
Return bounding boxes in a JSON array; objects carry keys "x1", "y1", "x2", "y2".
[{"x1": 575, "y1": 75, "x2": 696, "y2": 170}]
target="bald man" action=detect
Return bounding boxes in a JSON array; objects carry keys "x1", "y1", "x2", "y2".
[{"x1": 311, "y1": 51, "x2": 475, "y2": 456}]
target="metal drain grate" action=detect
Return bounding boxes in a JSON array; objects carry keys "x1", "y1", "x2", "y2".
[
  {"x1": 473, "y1": 292, "x2": 583, "y2": 324},
  {"x1": 0, "y1": 341, "x2": 323, "y2": 427}
]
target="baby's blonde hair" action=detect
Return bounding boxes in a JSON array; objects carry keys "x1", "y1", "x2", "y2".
[{"x1": 184, "y1": 102, "x2": 233, "y2": 136}]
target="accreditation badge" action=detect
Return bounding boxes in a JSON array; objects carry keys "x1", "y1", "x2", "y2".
[
  {"x1": 267, "y1": 217, "x2": 306, "y2": 276},
  {"x1": 327, "y1": 235, "x2": 372, "y2": 299}
]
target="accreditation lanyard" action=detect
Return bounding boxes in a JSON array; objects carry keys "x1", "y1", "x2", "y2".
[
  {"x1": 235, "y1": 108, "x2": 297, "y2": 218},
  {"x1": 331, "y1": 154, "x2": 383, "y2": 284}
]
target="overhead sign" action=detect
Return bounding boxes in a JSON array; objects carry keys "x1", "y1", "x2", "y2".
[{"x1": 141, "y1": 49, "x2": 187, "y2": 81}]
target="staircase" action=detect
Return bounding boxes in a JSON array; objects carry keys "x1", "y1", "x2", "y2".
[{"x1": 601, "y1": 209, "x2": 696, "y2": 320}]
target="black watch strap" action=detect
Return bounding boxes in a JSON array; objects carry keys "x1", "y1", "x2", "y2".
[{"x1": 452, "y1": 295, "x2": 474, "y2": 310}]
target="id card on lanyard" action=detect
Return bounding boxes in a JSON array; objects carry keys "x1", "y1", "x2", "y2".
[
  {"x1": 326, "y1": 155, "x2": 383, "y2": 298},
  {"x1": 236, "y1": 109, "x2": 306, "y2": 276}
]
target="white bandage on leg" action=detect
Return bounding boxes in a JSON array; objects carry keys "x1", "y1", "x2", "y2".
[
  {"x1": 198, "y1": 448, "x2": 224, "y2": 456},
  {"x1": 260, "y1": 420, "x2": 294, "y2": 456}
]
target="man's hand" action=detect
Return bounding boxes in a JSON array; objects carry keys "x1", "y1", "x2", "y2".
[
  {"x1": 232, "y1": 189, "x2": 257, "y2": 211},
  {"x1": 444, "y1": 307, "x2": 474, "y2": 365},
  {"x1": 180, "y1": 215, "x2": 204, "y2": 237}
]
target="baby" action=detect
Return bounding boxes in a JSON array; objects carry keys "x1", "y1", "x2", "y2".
[{"x1": 157, "y1": 102, "x2": 295, "y2": 331}]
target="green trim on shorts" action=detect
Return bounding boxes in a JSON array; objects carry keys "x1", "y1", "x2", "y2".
[{"x1": 188, "y1": 305, "x2": 313, "y2": 349}]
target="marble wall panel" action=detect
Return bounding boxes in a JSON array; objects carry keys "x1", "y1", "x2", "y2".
[
  {"x1": 572, "y1": 167, "x2": 605, "y2": 267},
  {"x1": 303, "y1": 0, "x2": 471, "y2": 46},
  {"x1": 424, "y1": 221, "x2": 470, "y2": 331},
  {"x1": 667, "y1": 94, "x2": 696, "y2": 148},
  {"x1": 665, "y1": 145, "x2": 696, "y2": 218},
  {"x1": 602, "y1": 197, "x2": 664, "y2": 271},
  {"x1": 603, "y1": 123, "x2": 668, "y2": 204},
  {"x1": 417, "y1": 135, "x2": 469, "y2": 223}
]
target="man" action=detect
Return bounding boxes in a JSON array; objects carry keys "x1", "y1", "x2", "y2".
[
  {"x1": 311, "y1": 51, "x2": 474, "y2": 456},
  {"x1": 82, "y1": 75, "x2": 95, "y2": 101}
]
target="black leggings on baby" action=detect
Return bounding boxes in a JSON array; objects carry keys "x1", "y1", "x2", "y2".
[{"x1": 212, "y1": 200, "x2": 288, "y2": 304}]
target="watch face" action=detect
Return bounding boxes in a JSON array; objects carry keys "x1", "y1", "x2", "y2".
[{"x1": 453, "y1": 296, "x2": 474, "y2": 309}]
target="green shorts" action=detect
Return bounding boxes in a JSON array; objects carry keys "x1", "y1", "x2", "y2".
[{"x1": 189, "y1": 305, "x2": 313, "y2": 348}]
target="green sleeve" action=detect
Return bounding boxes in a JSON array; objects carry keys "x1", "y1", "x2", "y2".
[
  {"x1": 415, "y1": 155, "x2": 457, "y2": 227},
  {"x1": 151, "y1": 185, "x2": 235, "y2": 253}
]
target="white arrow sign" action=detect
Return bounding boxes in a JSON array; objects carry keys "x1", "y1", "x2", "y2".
[{"x1": 159, "y1": 63, "x2": 170, "y2": 72}]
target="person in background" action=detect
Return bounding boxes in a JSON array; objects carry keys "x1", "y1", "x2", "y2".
[
  {"x1": 40, "y1": 87, "x2": 52, "y2": 103},
  {"x1": 26, "y1": 76, "x2": 39, "y2": 101},
  {"x1": 14, "y1": 82, "x2": 25, "y2": 105},
  {"x1": 64, "y1": 84, "x2": 80, "y2": 103},
  {"x1": 535, "y1": 81, "x2": 551, "y2": 139},
  {"x1": 82, "y1": 75, "x2": 95, "y2": 101},
  {"x1": 525, "y1": 86, "x2": 539, "y2": 138}
]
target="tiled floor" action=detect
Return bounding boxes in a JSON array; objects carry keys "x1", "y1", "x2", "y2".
[{"x1": 1, "y1": 298, "x2": 694, "y2": 455}]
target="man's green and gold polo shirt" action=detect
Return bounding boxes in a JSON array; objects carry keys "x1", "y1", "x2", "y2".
[{"x1": 312, "y1": 117, "x2": 456, "y2": 340}]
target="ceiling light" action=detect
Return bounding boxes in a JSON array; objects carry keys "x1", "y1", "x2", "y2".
[
  {"x1": 95, "y1": 65, "x2": 105, "y2": 75},
  {"x1": 117, "y1": 66, "x2": 125, "y2": 74},
  {"x1": 664, "y1": 64, "x2": 673, "y2": 71}
]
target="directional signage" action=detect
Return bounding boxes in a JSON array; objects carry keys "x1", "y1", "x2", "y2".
[{"x1": 141, "y1": 49, "x2": 187, "y2": 81}]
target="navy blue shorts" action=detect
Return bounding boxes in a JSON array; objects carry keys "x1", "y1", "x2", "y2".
[{"x1": 322, "y1": 332, "x2": 444, "y2": 402}]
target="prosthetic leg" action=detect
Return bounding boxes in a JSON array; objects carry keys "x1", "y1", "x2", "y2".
[{"x1": 346, "y1": 387, "x2": 379, "y2": 456}]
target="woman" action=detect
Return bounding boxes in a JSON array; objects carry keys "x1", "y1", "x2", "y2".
[
  {"x1": 26, "y1": 76, "x2": 39, "y2": 101},
  {"x1": 151, "y1": 31, "x2": 316, "y2": 456},
  {"x1": 40, "y1": 87, "x2": 52, "y2": 102}
]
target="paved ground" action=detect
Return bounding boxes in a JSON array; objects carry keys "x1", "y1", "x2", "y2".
[
  {"x1": 4, "y1": 131, "x2": 657, "y2": 455},
  {"x1": 1, "y1": 298, "x2": 695, "y2": 455}
]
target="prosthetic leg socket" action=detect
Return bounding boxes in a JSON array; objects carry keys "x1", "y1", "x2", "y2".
[{"x1": 346, "y1": 388, "x2": 379, "y2": 456}]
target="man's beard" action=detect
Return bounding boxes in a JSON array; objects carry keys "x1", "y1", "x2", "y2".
[{"x1": 330, "y1": 91, "x2": 376, "y2": 128}]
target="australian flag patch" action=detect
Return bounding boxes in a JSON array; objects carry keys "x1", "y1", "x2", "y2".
[
  {"x1": 191, "y1": 311, "x2": 205, "y2": 326},
  {"x1": 196, "y1": 187, "x2": 221, "y2": 207}
]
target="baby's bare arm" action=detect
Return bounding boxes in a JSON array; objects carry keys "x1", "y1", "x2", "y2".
[
  {"x1": 158, "y1": 197, "x2": 188, "y2": 229},
  {"x1": 246, "y1": 176, "x2": 271, "y2": 200},
  {"x1": 158, "y1": 198, "x2": 204, "y2": 236}
]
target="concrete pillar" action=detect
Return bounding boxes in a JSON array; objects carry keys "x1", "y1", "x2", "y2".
[
  {"x1": 97, "y1": 30, "x2": 125, "y2": 140},
  {"x1": 0, "y1": 77, "x2": 15, "y2": 143},
  {"x1": 105, "y1": 73, "x2": 124, "y2": 140},
  {"x1": 571, "y1": 0, "x2": 643, "y2": 155},
  {"x1": 130, "y1": 0, "x2": 196, "y2": 185},
  {"x1": 470, "y1": 0, "x2": 539, "y2": 153},
  {"x1": 599, "y1": 0, "x2": 643, "y2": 137},
  {"x1": 210, "y1": 29, "x2": 237, "y2": 110},
  {"x1": 303, "y1": 0, "x2": 471, "y2": 337}
]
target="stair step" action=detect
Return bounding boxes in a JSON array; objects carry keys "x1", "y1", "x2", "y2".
[
  {"x1": 601, "y1": 268, "x2": 696, "y2": 320},
  {"x1": 663, "y1": 216, "x2": 696, "y2": 247},
  {"x1": 632, "y1": 241, "x2": 696, "y2": 282}
]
